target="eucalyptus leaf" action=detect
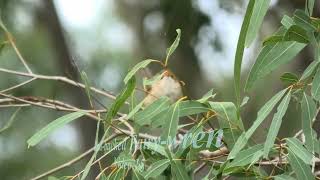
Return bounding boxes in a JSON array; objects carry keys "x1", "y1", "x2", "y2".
[
  {"x1": 287, "y1": 148, "x2": 314, "y2": 180},
  {"x1": 209, "y1": 102, "x2": 244, "y2": 148},
  {"x1": 311, "y1": 66, "x2": 320, "y2": 101},
  {"x1": 144, "y1": 159, "x2": 170, "y2": 179},
  {"x1": 245, "y1": 0, "x2": 271, "y2": 47},
  {"x1": 301, "y1": 93, "x2": 317, "y2": 154},
  {"x1": 161, "y1": 102, "x2": 180, "y2": 141},
  {"x1": 300, "y1": 60, "x2": 320, "y2": 80},
  {"x1": 165, "y1": 29, "x2": 181, "y2": 65},
  {"x1": 263, "y1": 91, "x2": 291, "y2": 158},
  {"x1": 228, "y1": 89, "x2": 287, "y2": 159},
  {"x1": 245, "y1": 41, "x2": 305, "y2": 91},
  {"x1": 293, "y1": 10, "x2": 317, "y2": 32},
  {"x1": 226, "y1": 144, "x2": 264, "y2": 169},
  {"x1": 234, "y1": 0, "x2": 255, "y2": 107},
  {"x1": 280, "y1": 72, "x2": 299, "y2": 84},
  {"x1": 286, "y1": 137, "x2": 313, "y2": 165},
  {"x1": 283, "y1": 25, "x2": 309, "y2": 43},
  {"x1": 124, "y1": 60, "x2": 155, "y2": 84},
  {"x1": 105, "y1": 77, "x2": 136, "y2": 123},
  {"x1": 135, "y1": 97, "x2": 171, "y2": 126},
  {"x1": 27, "y1": 111, "x2": 86, "y2": 147}
]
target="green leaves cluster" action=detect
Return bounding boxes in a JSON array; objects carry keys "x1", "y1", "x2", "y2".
[{"x1": 26, "y1": 0, "x2": 320, "y2": 179}]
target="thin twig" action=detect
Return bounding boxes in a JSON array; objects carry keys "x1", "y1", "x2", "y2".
[{"x1": 0, "y1": 68, "x2": 121, "y2": 103}]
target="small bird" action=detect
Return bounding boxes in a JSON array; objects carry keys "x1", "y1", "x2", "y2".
[{"x1": 143, "y1": 70, "x2": 183, "y2": 107}]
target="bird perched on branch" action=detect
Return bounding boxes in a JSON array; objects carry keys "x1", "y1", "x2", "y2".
[{"x1": 143, "y1": 69, "x2": 183, "y2": 107}]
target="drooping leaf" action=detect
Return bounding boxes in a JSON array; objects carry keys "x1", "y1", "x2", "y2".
[
  {"x1": 301, "y1": 93, "x2": 318, "y2": 154},
  {"x1": 287, "y1": 148, "x2": 314, "y2": 180},
  {"x1": 245, "y1": 0, "x2": 271, "y2": 47},
  {"x1": 245, "y1": 41, "x2": 305, "y2": 91},
  {"x1": 135, "y1": 97, "x2": 171, "y2": 126},
  {"x1": 144, "y1": 159, "x2": 170, "y2": 179},
  {"x1": 263, "y1": 91, "x2": 291, "y2": 158},
  {"x1": 105, "y1": 77, "x2": 136, "y2": 123},
  {"x1": 300, "y1": 60, "x2": 320, "y2": 80},
  {"x1": 165, "y1": 29, "x2": 181, "y2": 66},
  {"x1": 226, "y1": 144, "x2": 264, "y2": 169},
  {"x1": 209, "y1": 102, "x2": 244, "y2": 148},
  {"x1": 234, "y1": 0, "x2": 255, "y2": 107},
  {"x1": 161, "y1": 102, "x2": 180, "y2": 141},
  {"x1": 124, "y1": 60, "x2": 155, "y2": 84},
  {"x1": 280, "y1": 72, "x2": 299, "y2": 84},
  {"x1": 171, "y1": 160, "x2": 190, "y2": 180},
  {"x1": 179, "y1": 100, "x2": 211, "y2": 117},
  {"x1": 143, "y1": 141, "x2": 168, "y2": 157},
  {"x1": 228, "y1": 89, "x2": 287, "y2": 159},
  {"x1": 286, "y1": 137, "x2": 313, "y2": 165},
  {"x1": 27, "y1": 111, "x2": 86, "y2": 147},
  {"x1": 311, "y1": 66, "x2": 320, "y2": 101},
  {"x1": 283, "y1": 25, "x2": 309, "y2": 43},
  {"x1": 126, "y1": 100, "x2": 144, "y2": 120}
]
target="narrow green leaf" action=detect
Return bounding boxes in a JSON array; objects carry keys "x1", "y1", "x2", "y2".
[
  {"x1": 0, "y1": 107, "x2": 20, "y2": 134},
  {"x1": 263, "y1": 91, "x2": 291, "y2": 158},
  {"x1": 209, "y1": 102, "x2": 244, "y2": 148},
  {"x1": 161, "y1": 102, "x2": 180, "y2": 141},
  {"x1": 293, "y1": 10, "x2": 317, "y2": 32},
  {"x1": 301, "y1": 93, "x2": 317, "y2": 153},
  {"x1": 287, "y1": 148, "x2": 314, "y2": 180},
  {"x1": 142, "y1": 142, "x2": 168, "y2": 157},
  {"x1": 126, "y1": 100, "x2": 144, "y2": 120},
  {"x1": 307, "y1": 0, "x2": 315, "y2": 15},
  {"x1": 105, "y1": 77, "x2": 136, "y2": 123},
  {"x1": 179, "y1": 100, "x2": 211, "y2": 117},
  {"x1": 27, "y1": 111, "x2": 86, "y2": 147},
  {"x1": 283, "y1": 25, "x2": 309, "y2": 43},
  {"x1": 280, "y1": 72, "x2": 299, "y2": 84},
  {"x1": 228, "y1": 89, "x2": 287, "y2": 159},
  {"x1": 135, "y1": 97, "x2": 171, "y2": 126},
  {"x1": 245, "y1": 0, "x2": 271, "y2": 47},
  {"x1": 311, "y1": 66, "x2": 320, "y2": 101},
  {"x1": 286, "y1": 137, "x2": 313, "y2": 165},
  {"x1": 165, "y1": 29, "x2": 181, "y2": 66},
  {"x1": 171, "y1": 160, "x2": 190, "y2": 180},
  {"x1": 245, "y1": 42, "x2": 305, "y2": 91},
  {"x1": 226, "y1": 144, "x2": 264, "y2": 169},
  {"x1": 234, "y1": 0, "x2": 255, "y2": 108},
  {"x1": 300, "y1": 60, "x2": 320, "y2": 80},
  {"x1": 144, "y1": 159, "x2": 170, "y2": 179},
  {"x1": 124, "y1": 60, "x2": 155, "y2": 84}
]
